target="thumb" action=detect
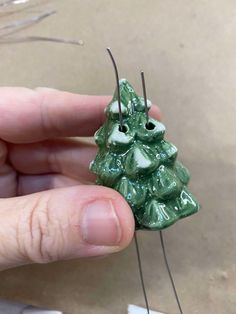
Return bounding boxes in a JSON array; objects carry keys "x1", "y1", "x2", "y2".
[{"x1": 0, "y1": 186, "x2": 134, "y2": 270}]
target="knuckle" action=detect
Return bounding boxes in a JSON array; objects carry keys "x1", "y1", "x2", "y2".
[
  {"x1": 44, "y1": 141, "x2": 61, "y2": 173},
  {"x1": 36, "y1": 89, "x2": 59, "y2": 138},
  {"x1": 16, "y1": 194, "x2": 65, "y2": 264},
  {"x1": 0, "y1": 140, "x2": 7, "y2": 165}
]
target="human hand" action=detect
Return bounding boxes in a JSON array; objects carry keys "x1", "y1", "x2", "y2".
[{"x1": 0, "y1": 87, "x2": 160, "y2": 271}]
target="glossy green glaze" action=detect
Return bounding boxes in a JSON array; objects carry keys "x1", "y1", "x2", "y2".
[{"x1": 90, "y1": 79, "x2": 200, "y2": 230}]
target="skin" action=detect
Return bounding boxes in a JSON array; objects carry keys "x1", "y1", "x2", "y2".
[{"x1": 0, "y1": 87, "x2": 161, "y2": 271}]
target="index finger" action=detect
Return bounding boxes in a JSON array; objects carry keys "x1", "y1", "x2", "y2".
[{"x1": 0, "y1": 87, "x2": 161, "y2": 143}]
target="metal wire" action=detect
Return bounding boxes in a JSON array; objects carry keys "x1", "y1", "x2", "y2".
[
  {"x1": 134, "y1": 232, "x2": 150, "y2": 314},
  {"x1": 0, "y1": 35, "x2": 83, "y2": 45},
  {"x1": 140, "y1": 71, "x2": 149, "y2": 125},
  {"x1": 106, "y1": 47, "x2": 124, "y2": 130},
  {"x1": 0, "y1": 4, "x2": 84, "y2": 46},
  {"x1": 159, "y1": 230, "x2": 183, "y2": 314},
  {"x1": 0, "y1": 9, "x2": 56, "y2": 37}
]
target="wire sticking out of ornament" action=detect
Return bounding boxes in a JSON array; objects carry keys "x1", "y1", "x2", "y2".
[
  {"x1": 134, "y1": 232, "x2": 150, "y2": 314},
  {"x1": 106, "y1": 47, "x2": 125, "y2": 132},
  {"x1": 92, "y1": 48, "x2": 200, "y2": 313},
  {"x1": 140, "y1": 70, "x2": 184, "y2": 314},
  {"x1": 159, "y1": 231, "x2": 183, "y2": 314},
  {"x1": 140, "y1": 71, "x2": 149, "y2": 126},
  {"x1": 106, "y1": 48, "x2": 150, "y2": 313},
  {"x1": 140, "y1": 71, "x2": 156, "y2": 131}
]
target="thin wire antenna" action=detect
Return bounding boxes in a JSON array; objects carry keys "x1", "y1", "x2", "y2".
[
  {"x1": 106, "y1": 47, "x2": 124, "y2": 130},
  {"x1": 134, "y1": 232, "x2": 150, "y2": 314},
  {"x1": 0, "y1": 9, "x2": 56, "y2": 37},
  {"x1": 0, "y1": 0, "x2": 50, "y2": 18},
  {"x1": 159, "y1": 231, "x2": 183, "y2": 314},
  {"x1": 0, "y1": 35, "x2": 84, "y2": 45},
  {"x1": 140, "y1": 71, "x2": 149, "y2": 125}
]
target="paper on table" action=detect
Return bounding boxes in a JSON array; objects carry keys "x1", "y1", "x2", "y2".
[
  {"x1": 0, "y1": 299, "x2": 64, "y2": 314},
  {"x1": 128, "y1": 304, "x2": 165, "y2": 314},
  {"x1": 24, "y1": 307, "x2": 63, "y2": 314}
]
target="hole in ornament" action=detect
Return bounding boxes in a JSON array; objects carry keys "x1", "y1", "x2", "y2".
[
  {"x1": 119, "y1": 125, "x2": 128, "y2": 133},
  {"x1": 145, "y1": 122, "x2": 155, "y2": 130}
]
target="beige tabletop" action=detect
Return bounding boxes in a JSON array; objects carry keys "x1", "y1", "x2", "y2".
[{"x1": 0, "y1": 1, "x2": 235, "y2": 313}]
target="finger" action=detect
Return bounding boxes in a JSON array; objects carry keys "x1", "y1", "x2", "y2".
[
  {"x1": 0, "y1": 140, "x2": 17, "y2": 197},
  {"x1": 8, "y1": 100, "x2": 161, "y2": 179},
  {"x1": 18, "y1": 174, "x2": 81, "y2": 195},
  {"x1": 149, "y1": 104, "x2": 161, "y2": 121},
  {"x1": 0, "y1": 140, "x2": 7, "y2": 166},
  {"x1": 8, "y1": 139, "x2": 96, "y2": 182},
  {"x1": 0, "y1": 164, "x2": 17, "y2": 197},
  {"x1": 0, "y1": 87, "x2": 161, "y2": 143},
  {"x1": 0, "y1": 87, "x2": 110, "y2": 143},
  {"x1": 0, "y1": 185, "x2": 135, "y2": 270}
]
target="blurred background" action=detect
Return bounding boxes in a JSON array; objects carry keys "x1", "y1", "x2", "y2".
[{"x1": 0, "y1": 0, "x2": 235, "y2": 313}]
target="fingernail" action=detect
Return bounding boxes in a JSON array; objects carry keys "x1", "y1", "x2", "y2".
[{"x1": 81, "y1": 199, "x2": 121, "y2": 246}]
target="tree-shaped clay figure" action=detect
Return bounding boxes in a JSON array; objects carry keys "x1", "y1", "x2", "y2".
[{"x1": 90, "y1": 79, "x2": 200, "y2": 230}]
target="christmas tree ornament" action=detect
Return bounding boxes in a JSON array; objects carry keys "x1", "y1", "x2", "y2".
[
  {"x1": 90, "y1": 48, "x2": 200, "y2": 314},
  {"x1": 90, "y1": 61, "x2": 200, "y2": 232}
]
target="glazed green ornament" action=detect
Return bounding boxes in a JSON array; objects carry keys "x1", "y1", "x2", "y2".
[{"x1": 90, "y1": 79, "x2": 200, "y2": 230}]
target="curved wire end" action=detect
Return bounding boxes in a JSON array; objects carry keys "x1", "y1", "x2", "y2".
[{"x1": 106, "y1": 47, "x2": 124, "y2": 130}]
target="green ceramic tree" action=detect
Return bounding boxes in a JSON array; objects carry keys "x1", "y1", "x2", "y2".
[{"x1": 90, "y1": 79, "x2": 200, "y2": 230}]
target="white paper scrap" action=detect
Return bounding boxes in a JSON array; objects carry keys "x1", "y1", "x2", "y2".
[
  {"x1": 24, "y1": 308, "x2": 63, "y2": 314},
  {"x1": 128, "y1": 304, "x2": 165, "y2": 314}
]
